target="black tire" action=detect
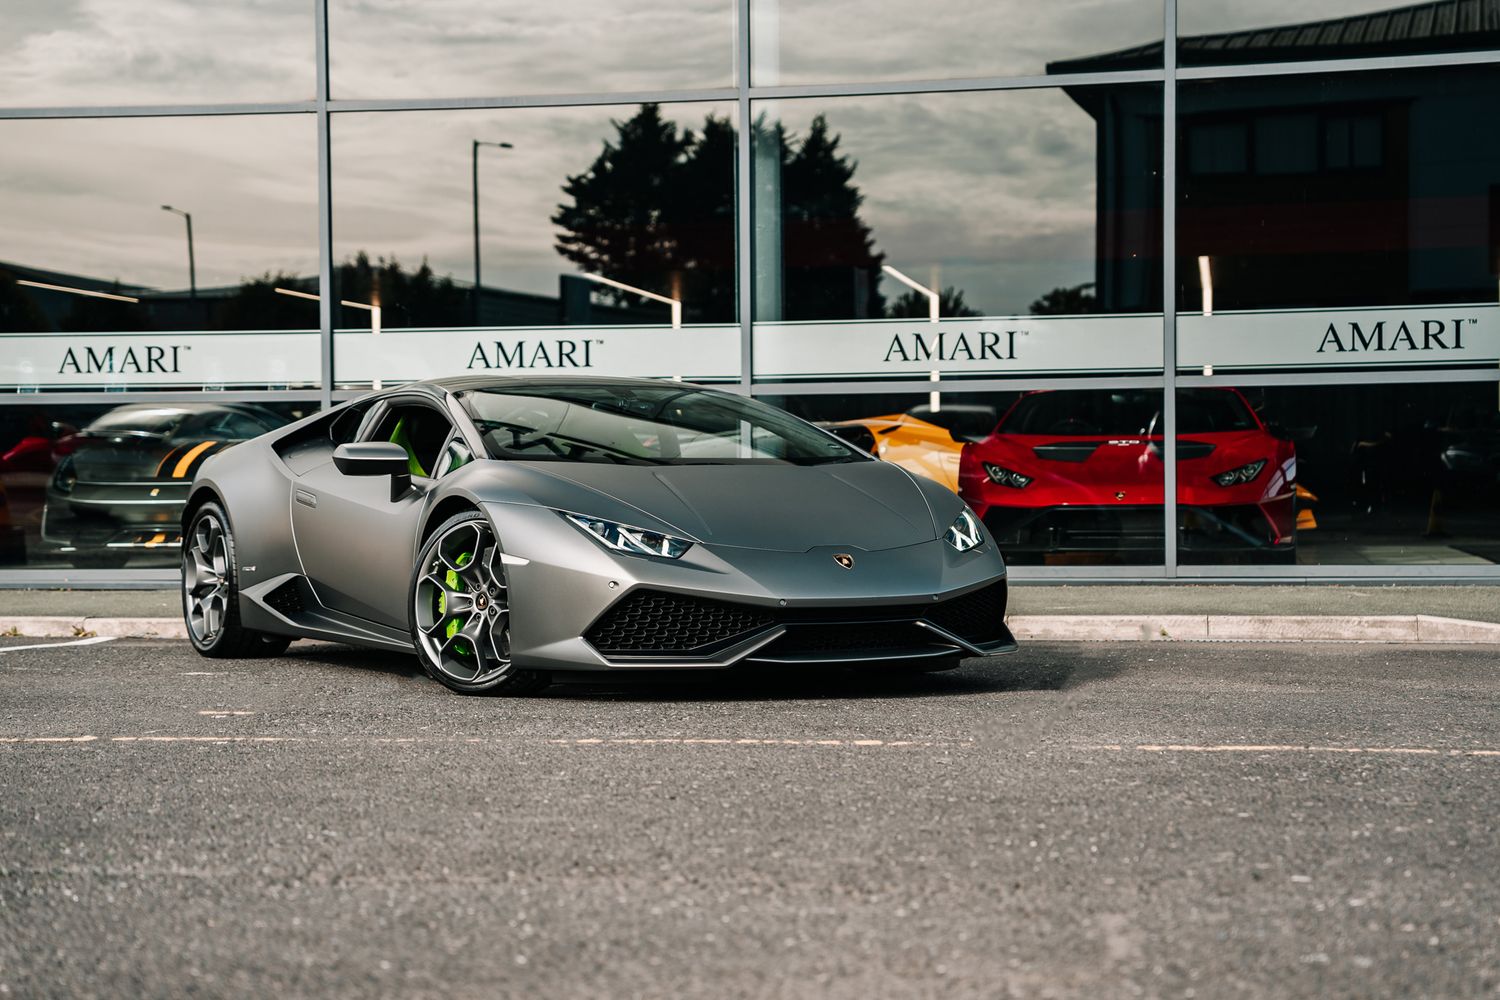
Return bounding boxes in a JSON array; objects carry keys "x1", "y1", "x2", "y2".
[
  {"x1": 182, "y1": 501, "x2": 288, "y2": 658},
  {"x1": 409, "y1": 510, "x2": 550, "y2": 696}
]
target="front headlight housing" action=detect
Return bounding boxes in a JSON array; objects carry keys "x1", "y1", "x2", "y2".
[
  {"x1": 1212, "y1": 459, "x2": 1266, "y2": 487},
  {"x1": 944, "y1": 508, "x2": 984, "y2": 553},
  {"x1": 983, "y1": 463, "x2": 1032, "y2": 489},
  {"x1": 563, "y1": 512, "x2": 693, "y2": 559}
]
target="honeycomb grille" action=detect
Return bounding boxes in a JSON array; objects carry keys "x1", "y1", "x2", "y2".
[
  {"x1": 923, "y1": 581, "x2": 1008, "y2": 643},
  {"x1": 585, "y1": 590, "x2": 777, "y2": 655}
]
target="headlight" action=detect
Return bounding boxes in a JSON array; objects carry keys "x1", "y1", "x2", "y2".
[
  {"x1": 983, "y1": 463, "x2": 1032, "y2": 489},
  {"x1": 563, "y1": 512, "x2": 692, "y2": 559},
  {"x1": 53, "y1": 456, "x2": 77, "y2": 495},
  {"x1": 1212, "y1": 459, "x2": 1266, "y2": 487},
  {"x1": 944, "y1": 508, "x2": 984, "y2": 553}
]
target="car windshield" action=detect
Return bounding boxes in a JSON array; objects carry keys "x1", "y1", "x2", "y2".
[
  {"x1": 458, "y1": 383, "x2": 865, "y2": 466},
  {"x1": 999, "y1": 390, "x2": 1255, "y2": 436}
]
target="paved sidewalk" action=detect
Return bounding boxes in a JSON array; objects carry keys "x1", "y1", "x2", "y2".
[{"x1": 1, "y1": 584, "x2": 1498, "y2": 643}]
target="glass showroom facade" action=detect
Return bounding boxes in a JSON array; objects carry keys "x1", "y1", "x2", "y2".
[{"x1": 2, "y1": 0, "x2": 1498, "y2": 583}]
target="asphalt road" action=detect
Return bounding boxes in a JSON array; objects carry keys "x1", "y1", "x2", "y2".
[{"x1": 2, "y1": 638, "x2": 1498, "y2": 999}]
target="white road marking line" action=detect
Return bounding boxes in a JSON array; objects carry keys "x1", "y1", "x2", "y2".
[
  {"x1": 197, "y1": 710, "x2": 256, "y2": 717},
  {"x1": 0, "y1": 636, "x2": 117, "y2": 653},
  {"x1": 0, "y1": 735, "x2": 99, "y2": 743},
  {"x1": 1080, "y1": 743, "x2": 1500, "y2": 757}
]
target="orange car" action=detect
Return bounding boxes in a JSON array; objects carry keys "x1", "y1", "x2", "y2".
[{"x1": 821, "y1": 405, "x2": 997, "y2": 493}]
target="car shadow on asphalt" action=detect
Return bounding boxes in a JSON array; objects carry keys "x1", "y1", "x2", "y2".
[{"x1": 279, "y1": 643, "x2": 1117, "y2": 701}]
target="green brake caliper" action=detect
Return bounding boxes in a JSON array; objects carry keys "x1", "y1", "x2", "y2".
[{"x1": 442, "y1": 552, "x2": 474, "y2": 656}]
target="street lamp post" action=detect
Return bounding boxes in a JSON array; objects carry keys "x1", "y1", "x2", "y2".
[
  {"x1": 471, "y1": 139, "x2": 513, "y2": 325},
  {"x1": 160, "y1": 205, "x2": 196, "y2": 299}
]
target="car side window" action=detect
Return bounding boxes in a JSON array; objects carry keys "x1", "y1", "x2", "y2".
[
  {"x1": 367, "y1": 403, "x2": 454, "y2": 479},
  {"x1": 437, "y1": 438, "x2": 474, "y2": 478}
]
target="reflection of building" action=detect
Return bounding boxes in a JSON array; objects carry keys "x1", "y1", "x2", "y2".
[{"x1": 1055, "y1": 4, "x2": 1500, "y2": 312}]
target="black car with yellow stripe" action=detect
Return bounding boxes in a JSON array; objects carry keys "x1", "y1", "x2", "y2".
[{"x1": 44, "y1": 403, "x2": 286, "y2": 568}]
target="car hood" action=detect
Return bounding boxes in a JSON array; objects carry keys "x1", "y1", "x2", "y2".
[{"x1": 526, "y1": 460, "x2": 938, "y2": 552}]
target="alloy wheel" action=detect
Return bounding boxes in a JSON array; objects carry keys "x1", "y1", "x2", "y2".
[
  {"x1": 184, "y1": 512, "x2": 230, "y2": 643},
  {"x1": 413, "y1": 519, "x2": 513, "y2": 687}
]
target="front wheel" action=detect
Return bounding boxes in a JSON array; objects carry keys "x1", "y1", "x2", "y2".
[
  {"x1": 183, "y1": 502, "x2": 290, "y2": 658},
  {"x1": 410, "y1": 511, "x2": 550, "y2": 696}
]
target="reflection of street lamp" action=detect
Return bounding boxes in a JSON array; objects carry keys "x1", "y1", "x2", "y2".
[
  {"x1": 275, "y1": 287, "x2": 384, "y2": 389},
  {"x1": 16, "y1": 279, "x2": 139, "y2": 304},
  {"x1": 161, "y1": 205, "x2": 196, "y2": 299},
  {"x1": 578, "y1": 272, "x2": 682, "y2": 328},
  {"x1": 882, "y1": 264, "x2": 939, "y2": 323},
  {"x1": 882, "y1": 264, "x2": 941, "y2": 411},
  {"x1": 472, "y1": 139, "x2": 514, "y2": 325},
  {"x1": 1197, "y1": 255, "x2": 1214, "y2": 316}
]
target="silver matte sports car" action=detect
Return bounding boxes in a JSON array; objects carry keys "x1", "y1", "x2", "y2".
[{"x1": 182, "y1": 376, "x2": 1016, "y2": 694}]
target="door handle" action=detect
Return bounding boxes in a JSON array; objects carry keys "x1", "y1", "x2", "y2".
[{"x1": 294, "y1": 489, "x2": 317, "y2": 508}]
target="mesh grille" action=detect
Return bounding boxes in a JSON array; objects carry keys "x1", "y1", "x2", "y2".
[
  {"x1": 924, "y1": 581, "x2": 1008, "y2": 644},
  {"x1": 585, "y1": 580, "x2": 1009, "y2": 660},
  {"x1": 585, "y1": 590, "x2": 777, "y2": 655},
  {"x1": 264, "y1": 579, "x2": 306, "y2": 618}
]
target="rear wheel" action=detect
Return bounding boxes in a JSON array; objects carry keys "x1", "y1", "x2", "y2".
[
  {"x1": 183, "y1": 502, "x2": 290, "y2": 658},
  {"x1": 410, "y1": 511, "x2": 549, "y2": 696}
]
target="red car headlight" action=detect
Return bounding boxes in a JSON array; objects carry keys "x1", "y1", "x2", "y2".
[
  {"x1": 982, "y1": 463, "x2": 1032, "y2": 489},
  {"x1": 1212, "y1": 459, "x2": 1266, "y2": 487}
]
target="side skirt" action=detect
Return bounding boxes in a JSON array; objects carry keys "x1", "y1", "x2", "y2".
[{"x1": 240, "y1": 573, "x2": 415, "y2": 652}]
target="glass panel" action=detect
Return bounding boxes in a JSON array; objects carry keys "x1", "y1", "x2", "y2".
[
  {"x1": 329, "y1": 0, "x2": 734, "y2": 99},
  {"x1": 0, "y1": 115, "x2": 321, "y2": 391},
  {"x1": 760, "y1": 389, "x2": 1167, "y2": 566},
  {"x1": 753, "y1": 0, "x2": 1163, "y2": 86},
  {"x1": 330, "y1": 103, "x2": 739, "y2": 388},
  {"x1": 0, "y1": 400, "x2": 314, "y2": 569},
  {"x1": 1179, "y1": 0, "x2": 1500, "y2": 67},
  {"x1": 1176, "y1": 381, "x2": 1500, "y2": 566},
  {"x1": 0, "y1": 0, "x2": 314, "y2": 107},
  {"x1": 1177, "y1": 67, "x2": 1500, "y2": 375},
  {"x1": 751, "y1": 86, "x2": 1164, "y2": 383}
]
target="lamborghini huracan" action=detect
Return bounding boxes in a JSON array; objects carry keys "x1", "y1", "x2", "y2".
[
  {"x1": 820, "y1": 404, "x2": 998, "y2": 492},
  {"x1": 959, "y1": 387, "x2": 1299, "y2": 564},
  {"x1": 183, "y1": 376, "x2": 1016, "y2": 694}
]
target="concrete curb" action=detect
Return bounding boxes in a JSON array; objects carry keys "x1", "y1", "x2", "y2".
[{"x1": 5, "y1": 614, "x2": 1500, "y2": 644}]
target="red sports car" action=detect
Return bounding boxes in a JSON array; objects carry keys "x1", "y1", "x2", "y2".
[{"x1": 958, "y1": 388, "x2": 1297, "y2": 564}]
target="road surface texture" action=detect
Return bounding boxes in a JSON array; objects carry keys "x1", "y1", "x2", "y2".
[{"x1": 2, "y1": 637, "x2": 1497, "y2": 999}]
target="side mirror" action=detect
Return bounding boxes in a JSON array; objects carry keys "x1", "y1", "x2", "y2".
[{"x1": 333, "y1": 442, "x2": 411, "y2": 500}]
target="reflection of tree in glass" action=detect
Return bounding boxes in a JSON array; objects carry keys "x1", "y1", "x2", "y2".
[
  {"x1": 887, "y1": 287, "x2": 980, "y2": 319},
  {"x1": 1029, "y1": 281, "x2": 1099, "y2": 316},
  {"x1": 769, "y1": 114, "x2": 886, "y2": 321},
  {"x1": 553, "y1": 104, "x2": 901, "y2": 324},
  {"x1": 553, "y1": 104, "x2": 735, "y2": 324},
  {"x1": 334, "y1": 251, "x2": 469, "y2": 328}
]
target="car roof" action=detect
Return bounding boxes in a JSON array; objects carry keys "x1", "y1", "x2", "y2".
[{"x1": 424, "y1": 374, "x2": 710, "y2": 394}]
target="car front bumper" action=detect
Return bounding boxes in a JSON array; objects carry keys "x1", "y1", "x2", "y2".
[{"x1": 483, "y1": 502, "x2": 1015, "y2": 672}]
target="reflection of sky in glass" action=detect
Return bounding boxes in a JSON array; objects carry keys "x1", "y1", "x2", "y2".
[
  {"x1": 756, "y1": 0, "x2": 1161, "y2": 85},
  {"x1": 1179, "y1": 0, "x2": 1421, "y2": 36},
  {"x1": 759, "y1": 91, "x2": 1114, "y2": 316},
  {"x1": 329, "y1": 0, "x2": 735, "y2": 98},
  {"x1": 331, "y1": 103, "x2": 736, "y2": 300},
  {"x1": 0, "y1": 116, "x2": 318, "y2": 289},
  {"x1": 0, "y1": 0, "x2": 313, "y2": 106}
]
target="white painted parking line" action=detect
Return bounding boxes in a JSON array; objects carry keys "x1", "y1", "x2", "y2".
[
  {"x1": 0, "y1": 636, "x2": 116, "y2": 654},
  {"x1": 1080, "y1": 743, "x2": 1500, "y2": 757}
]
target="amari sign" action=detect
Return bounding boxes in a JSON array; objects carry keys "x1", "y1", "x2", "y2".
[
  {"x1": 0, "y1": 331, "x2": 320, "y2": 388},
  {"x1": 752, "y1": 315, "x2": 1165, "y2": 379},
  {"x1": 334, "y1": 325, "x2": 741, "y2": 383},
  {"x1": 1178, "y1": 305, "x2": 1500, "y2": 371}
]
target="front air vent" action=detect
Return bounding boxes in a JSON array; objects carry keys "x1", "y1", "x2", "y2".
[{"x1": 584, "y1": 590, "x2": 777, "y2": 656}]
